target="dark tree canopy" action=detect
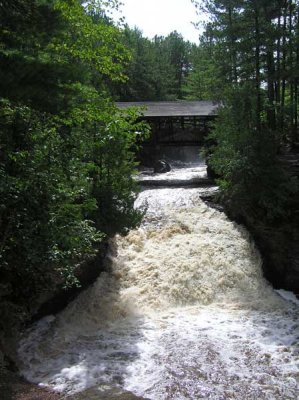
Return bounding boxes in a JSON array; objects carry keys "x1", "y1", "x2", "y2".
[
  {"x1": 110, "y1": 27, "x2": 195, "y2": 101},
  {"x1": 190, "y1": 0, "x2": 299, "y2": 221},
  {"x1": 0, "y1": 0, "x2": 149, "y2": 337}
]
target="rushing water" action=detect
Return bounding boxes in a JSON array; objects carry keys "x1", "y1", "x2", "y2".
[{"x1": 19, "y1": 164, "x2": 299, "y2": 399}]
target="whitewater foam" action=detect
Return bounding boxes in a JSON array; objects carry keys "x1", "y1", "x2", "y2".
[{"x1": 18, "y1": 167, "x2": 299, "y2": 399}]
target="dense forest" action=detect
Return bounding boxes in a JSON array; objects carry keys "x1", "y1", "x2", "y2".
[
  {"x1": 193, "y1": 0, "x2": 299, "y2": 223},
  {"x1": 1, "y1": 0, "x2": 299, "y2": 368},
  {"x1": 0, "y1": 0, "x2": 151, "y2": 344}
]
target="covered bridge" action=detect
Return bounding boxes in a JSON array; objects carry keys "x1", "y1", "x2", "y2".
[{"x1": 116, "y1": 101, "x2": 219, "y2": 146}]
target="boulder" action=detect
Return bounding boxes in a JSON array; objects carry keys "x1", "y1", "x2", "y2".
[{"x1": 153, "y1": 159, "x2": 171, "y2": 173}]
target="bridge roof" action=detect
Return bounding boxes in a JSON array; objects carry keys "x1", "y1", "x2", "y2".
[{"x1": 116, "y1": 101, "x2": 219, "y2": 117}]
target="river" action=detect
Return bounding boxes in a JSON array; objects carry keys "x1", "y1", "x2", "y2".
[{"x1": 19, "y1": 162, "x2": 299, "y2": 399}]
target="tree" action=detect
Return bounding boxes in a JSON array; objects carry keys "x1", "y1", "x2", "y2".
[
  {"x1": 111, "y1": 28, "x2": 193, "y2": 101},
  {"x1": 161, "y1": 31, "x2": 193, "y2": 99},
  {"x1": 183, "y1": 40, "x2": 224, "y2": 100},
  {"x1": 0, "y1": 0, "x2": 148, "y2": 336},
  {"x1": 110, "y1": 26, "x2": 157, "y2": 100},
  {"x1": 190, "y1": 0, "x2": 299, "y2": 221}
]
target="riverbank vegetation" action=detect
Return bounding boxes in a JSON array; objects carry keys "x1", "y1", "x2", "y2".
[
  {"x1": 0, "y1": 0, "x2": 149, "y2": 355},
  {"x1": 188, "y1": 0, "x2": 299, "y2": 293},
  {"x1": 191, "y1": 0, "x2": 299, "y2": 224}
]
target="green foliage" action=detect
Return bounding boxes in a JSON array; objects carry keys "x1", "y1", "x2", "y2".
[
  {"x1": 191, "y1": 0, "x2": 299, "y2": 223},
  {"x1": 183, "y1": 42, "x2": 224, "y2": 100},
  {"x1": 111, "y1": 27, "x2": 194, "y2": 101},
  {"x1": 208, "y1": 87, "x2": 298, "y2": 222},
  {"x1": 53, "y1": 0, "x2": 130, "y2": 80},
  {"x1": 0, "y1": 0, "x2": 149, "y2": 333},
  {"x1": 0, "y1": 100, "x2": 102, "y2": 295}
]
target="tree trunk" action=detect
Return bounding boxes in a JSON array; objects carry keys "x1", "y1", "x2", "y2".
[
  {"x1": 276, "y1": 11, "x2": 282, "y2": 106},
  {"x1": 228, "y1": 4, "x2": 238, "y2": 83},
  {"x1": 254, "y1": 4, "x2": 261, "y2": 133},
  {"x1": 280, "y1": 4, "x2": 288, "y2": 136},
  {"x1": 294, "y1": 3, "x2": 299, "y2": 142},
  {"x1": 289, "y1": 0, "x2": 295, "y2": 142}
]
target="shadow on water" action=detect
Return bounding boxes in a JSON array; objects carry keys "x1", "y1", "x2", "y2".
[{"x1": 18, "y1": 247, "x2": 150, "y2": 397}]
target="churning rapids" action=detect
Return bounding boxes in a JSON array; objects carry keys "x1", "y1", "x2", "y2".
[{"x1": 19, "y1": 163, "x2": 299, "y2": 399}]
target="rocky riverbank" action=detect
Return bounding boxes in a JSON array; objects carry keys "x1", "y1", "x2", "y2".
[
  {"x1": 212, "y1": 147, "x2": 299, "y2": 296},
  {"x1": 240, "y1": 216, "x2": 299, "y2": 295},
  {"x1": 0, "y1": 368, "x2": 62, "y2": 400},
  {"x1": 0, "y1": 369, "x2": 145, "y2": 400},
  {"x1": 0, "y1": 243, "x2": 110, "y2": 400}
]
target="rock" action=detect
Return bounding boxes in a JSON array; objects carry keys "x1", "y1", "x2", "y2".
[
  {"x1": 0, "y1": 368, "x2": 62, "y2": 400},
  {"x1": 253, "y1": 224, "x2": 299, "y2": 295},
  {"x1": 153, "y1": 159, "x2": 171, "y2": 173},
  {"x1": 68, "y1": 386, "x2": 147, "y2": 399},
  {"x1": 227, "y1": 212, "x2": 299, "y2": 296},
  {"x1": 31, "y1": 241, "x2": 109, "y2": 323}
]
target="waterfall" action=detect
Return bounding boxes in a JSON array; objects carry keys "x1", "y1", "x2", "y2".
[{"x1": 18, "y1": 164, "x2": 299, "y2": 399}]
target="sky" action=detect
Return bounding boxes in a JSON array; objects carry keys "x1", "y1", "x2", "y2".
[{"x1": 114, "y1": 0, "x2": 204, "y2": 44}]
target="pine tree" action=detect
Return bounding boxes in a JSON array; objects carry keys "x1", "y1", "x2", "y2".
[{"x1": 190, "y1": 0, "x2": 299, "y2": 221}]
